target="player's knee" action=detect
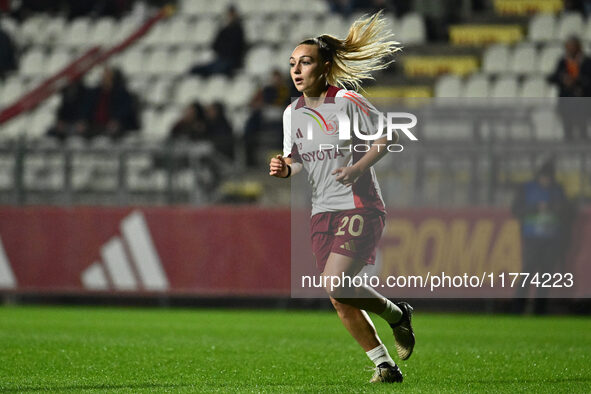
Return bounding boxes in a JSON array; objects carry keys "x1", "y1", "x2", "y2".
[
  {"x1": 325, "y1": 284, "x2": 346, "y2": 300},
  {"x1": 330, "y1": 297, "x2": 357, "y2": 318}
]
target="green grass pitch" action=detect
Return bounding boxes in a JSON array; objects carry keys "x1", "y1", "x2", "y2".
[{"x1": 0, "y1": 306, "x2": 589, "y2": 393}]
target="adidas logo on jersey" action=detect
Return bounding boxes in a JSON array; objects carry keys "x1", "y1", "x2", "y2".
[{"x1": 340, "y1": 240, "x2": 357, "y2": 252}]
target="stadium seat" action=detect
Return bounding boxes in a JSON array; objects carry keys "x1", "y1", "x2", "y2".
[
  {"x1": 209, "y1": 0, "x2": 233, "y2": 16},
  {"x1": 201, "y1": 75, "x2": 230, "y2": 102},
  {"x1": 1, "y1": 76, "x2": 25, "y2": 107},
  {"x1": 180, "y1": 0, "x2": 201, "y2": 16},
  {"x1": 227, "y1": 107, "x2": 251, "y2": 136},
  {"x1": 265, "y1": 0, "x2": 289, "y2": 15},
  {"x1": 532, "y1": 109, "x2": 562, "y2": 140},
  {"x1": 528, "y1": 13, "x2": 555, "y2": 43},
  {"x1": 146, "y1": 78, "x2": 173, "y2": 106},
  {"x1": 244, "y1": 16, "x2": 265, "y2": 44},
  {"x1": 274, "y1": 44, "x2": 295, "y2": 73},
  {"x1": 139, "y1": 20, "x2": 168, "y2": 47},
  {"x1": 0, "y1": 16, "x2": 18, "y2": 40},
  {"x1": 284, "y1": 0, "x2": 316, "y2": 14},
  {"x1": 169, "y1": 48, "x2": 197, "y2": 74},
  {"x1": 399, "y1": 13, "x2": 426, "y2": 45},
  {"x1": 173, "y1": 76, "x2": 205, "y2": 106},
  {"x1": 289, "y1": 18, "x2": 322, "y2": 44},
  {"x1": 556, "y1": 12, "x2": 584, "y2": 41},
  {"x1": 462, "y1": 74, "x2": 490, "y2": 97},
  {"x1": 491, "y1": 76, "x2": 519, "y2": 97},
  {"x1": 46, "y1": 49, "x2": 72, "y2": 75},
  {"x1": 510, "y1": 43, "x2": 537, "y2": 75},
  {"x1": 538, "y1": 43, "x2": 563, "y2": 75},
  {"x1": 88, "y1": 17, "x2": 115, "y2": 46},
  {"x1": 320, "y1": 15, "x2": 349, "y2": 38},
  {"x1": 226, "y1": 75, "x2": 257, "y2": 107},
  {"x1": 141, "y1": 109, "x2": 157, "y2": 136},
  {"x1": 20, "y1": 15, "x2": 48, "y2": 45},
  {"x1": 308, "y1": 0, "x2": 330, "y2": 14},
  {"x1": 434, "y1": 74, "x2": 463, "y2": 98},
  {"x1": 120, "y1": 49, "x2": 147, "y2": 76},
  {"x1": 482, "y1": 44, "x2": 510, "y2": 74},
  {"x1": 180, "y1": 0, "x2": 228, "y2": 16},
  {"x1": 145, "y1": 48, "x2": 173, "y2": 76},
  {"x1": 64, "y1": 18, "x2": 93, "y2": 48},
  {"x1": 112, "y1": 17, "x2": 136, "y2": 44},
  {"x1": 146, "y1": 107, "x2": 179, "y2": 141},
  {"x1": 238, "y1": 0, "x2": 263, "y2": 16},
  {"x1": 127, "y1": 168, "x2": 167, "y2": 192},
  {"x1": 2, "y1": 115, "x2": 27, "y2": 140},
  {"x1": 263, "y1": 18, "x2": 288, "y2": 45},
  {"x1": 20, "y1": 49, "x2": 46, "y2": 77},
  {"x1": 27, "y1": 109, "x2": 55, "y2": 140},
  {"x1": 519, "y1": 76, "x2": 550, "y2": 97},
  {"x1": 163, "y1": 17, "x2": 191, "y2": 46},
  {"x1": 42, "y1": 17, "x2": 66, "y2": 45},
  {"x1": 192, "y1": 18, "x2": 217, "y2": 46},
  {"x1": 45, "y1": 93, "x2": 61, "y2": 112},
  {"x1": 83, "y1": 66, "x2": 105, "y2": 88},
  {"x1": 244, "y1": 45, "x2": 275, "y2": 77}
]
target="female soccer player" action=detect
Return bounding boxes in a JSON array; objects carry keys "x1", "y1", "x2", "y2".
[{"x1": 269, "y1": 12, "x2": 415, "y2": 383}]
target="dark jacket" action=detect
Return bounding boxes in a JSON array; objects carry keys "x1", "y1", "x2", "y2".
[
  {"x1": 83, "y1": 85, "x2": 138, "y2": 131},
  {"x1": 548, "y1": 56, "x2": 591, "y2": 97},
  {"x1": 212, "y1": 20, "x2": 246, "y2": 69}
]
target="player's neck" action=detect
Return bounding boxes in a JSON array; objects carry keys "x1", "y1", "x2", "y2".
[{"x1": 303, "y1": 84, "x2": 329, "y2": 108}]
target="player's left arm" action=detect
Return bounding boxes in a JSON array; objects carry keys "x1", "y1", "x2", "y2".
[
  {"x1": 332, "y1": 133, "x2": 397, "y2": 186},
  {"x1": 333, "y1": 92, "x2": 399, "y2": 186}
]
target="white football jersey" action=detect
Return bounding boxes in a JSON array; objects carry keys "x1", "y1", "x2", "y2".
[{"x1": 283, "y1": 86, "x2": 386, "y2": 216}]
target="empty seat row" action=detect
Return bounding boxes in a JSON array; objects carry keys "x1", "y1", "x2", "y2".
[
  {"x1": 528, "y1": 12, "x2": 591, "y2": 43},
  {"x1": 6, "y1": 7, "x2": 426, "y2": 51},
  {"x1": 482, "y1": 43, "x2": 565, "y2": 75},
  {"x1": 180, "y1": 0, "x2": 329, "y2": 17},
  {"x1": 435, "y1": 74, "x2": 558, "y2": 98}
]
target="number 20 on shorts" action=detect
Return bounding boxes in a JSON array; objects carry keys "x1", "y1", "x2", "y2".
[{"x1": 335, "y1": 215, "x2": 364, "y2": 236}]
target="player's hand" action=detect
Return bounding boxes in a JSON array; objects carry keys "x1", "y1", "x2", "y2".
[
  {"x1": 269, "y1": 155, "x2": 288, "y2": 177},
  {"x1": 332, "y1": 166, "x2": 362, "y2": 187}
]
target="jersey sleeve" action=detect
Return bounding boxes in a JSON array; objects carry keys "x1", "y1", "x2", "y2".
[
  {"x1": 282, "y1": 105, "x2": 293, "y2": 158},
  {"x1": 342, "y1": 91, "x2": 384, "y2": 138}
]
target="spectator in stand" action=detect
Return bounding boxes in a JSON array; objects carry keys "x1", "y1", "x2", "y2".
[
  {"x1": 244, "y1": 69, "x2": 292, "y2": 167},
  {"x1": 168, "y1": 102, "x2": 208, "y2": 142},
  {"x1": 47, "y1": 80, "x2": 88, "y2": 141},
  {"x1": 326, "y1": 0, "x2": 355, "y2": 17},
  {"x1": 190, "y1": 5, "x2": 246, "y2": 77},
  {"x1": 564, "y1": 0, "x2": 591, "y2": 16},
  {"x1": 12, "y1": 0, "x2": 60, "y2": 18},
  {"x1": 154, "y1": 101, "x2": 208, "y2": 170},
  {"x1": 548, "y1": 36, "x2": 591, "y2": 140},
  {"x1": 80, "y1": 66, "x2": 139, "y2": 140},
  {"x1": 0, "y1": 26, "x2": 17, "y2": 79},
  {"x1": 204, "y1": 101, "x2": 234, "y2": 160},
  {"x1": 511, "y1": 159, "x2": 572, "y2": 314},
  {"x1": 66, "y1": 0, "x2": 133, "y2": 19}
]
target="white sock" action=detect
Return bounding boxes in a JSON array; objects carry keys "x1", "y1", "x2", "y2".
[
  {"x1": 366, "y1": 344, "x2": 395, "y2": 367},
  {"x1": 379, "y1": 299, "x2": 403, "y2": 325}
]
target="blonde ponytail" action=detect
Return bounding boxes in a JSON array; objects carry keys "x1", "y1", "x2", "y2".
[{"x1": 300, "y1": 11, "x2": 401, "y2": 92}]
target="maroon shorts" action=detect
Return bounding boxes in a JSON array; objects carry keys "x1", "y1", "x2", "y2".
[{"x1": 310, "y1": 208, "x2": 385, "y2": 272}]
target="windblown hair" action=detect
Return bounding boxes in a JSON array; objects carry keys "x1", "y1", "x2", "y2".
[{"x1": 299, "y1": 11, "x2": 401, "y2": 92}]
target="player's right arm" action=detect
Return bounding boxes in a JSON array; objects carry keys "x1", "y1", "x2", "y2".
[
  {"x1": 269, "y1": 155, "x2": 292, "y2": 177},
  {"x1": 269, "y1": 104, "x2": 301, "y2": 178}
]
